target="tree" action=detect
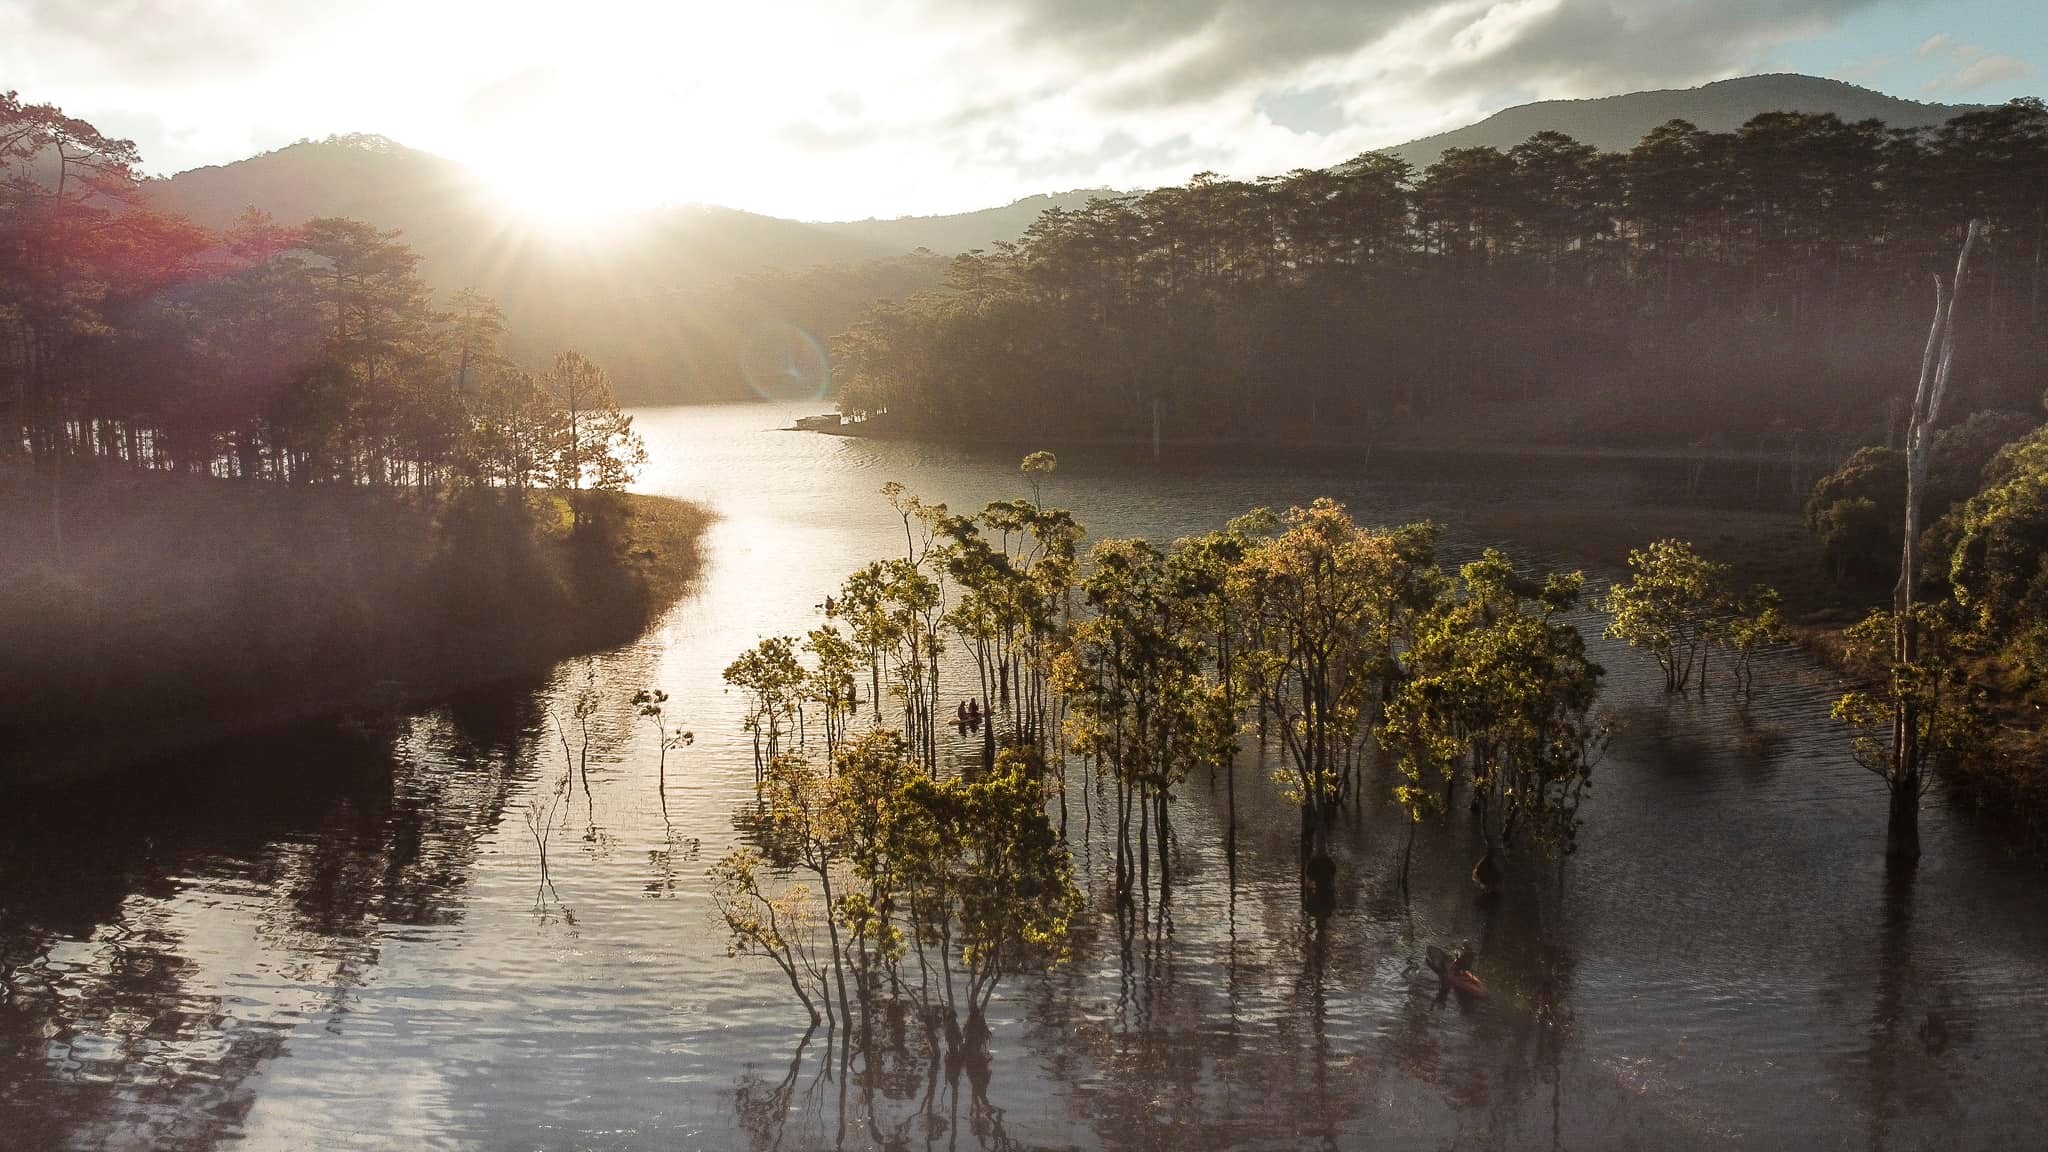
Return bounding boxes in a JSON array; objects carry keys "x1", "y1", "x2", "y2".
[
  {"x1": 710, "y1": 848, "x2": 831, "y2": 1030},
  {"x1": 825, "y1": 730, "x2": 920, "y2": 1012},
  {"x1": 758, "y1": 753, "x2": 854, "y2": 1037},
  {"x1": 542, "y1": 351, "x2": 646, "y2": 526},
  {"x1": 724, "y1": 636, "x2": 805, "y2": 778},
  {"x1": 1056, "y1": 535, "x2": 1230, "y2": 905},
  {"x1": 1725, "y1": 587, "x2": 1789, "y2": 706},
  {"x1": 1808, "y1": 411, "x2": 2037, "y2": 593},
  {"x1": 632, "y1": 688, "x2": 694, "y2": 794},
  {"x1": 1834, "y1": 606, "x2": 1984, "y2": 849},
  {"x1": 895, "y1": 747, "x2": 1080, "y2": 1057},
  {"x1": 1228, "y1": 500, "x2": 1438, "y2": 911},
  {"x1": 1882, "y1": 220, "x2": 1982, "y2": 861},
  {"x1": 1386, "y1": 551, "x2": 1606, "y2": 895},
  {"x1": 824, "y1": 101, "x2": 2048, "y2": 459},
  {"x1": 1604, "y1": 539, "x2": 1731, "y2": 693},
  {"x1": 803, "y1": 626, "x2": 862, "y2": 754}
]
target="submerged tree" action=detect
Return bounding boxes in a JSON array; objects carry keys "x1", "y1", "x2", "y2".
[
  {"x1": 724, "y1": 636, "x2": 805, "y2": 778},
  {"x1": 893, "y1": 746, "x2": 1081, "y2": 1056},
  {"x1": 710, "y1": 848, "x2": 832, "y2": 1030},
  {"x1": 1387, "y1": 551, "x2": 1607, "y2": 895},
  {"x1": 631, "y1": 688, "x2": 694, "y2": 793},
  {"x1": 1057, "y1": 536, "x2": 1231, "y2": 906},
  {"x1": 1874, "y1": 219, "x2": 1982, "y2": 862},
  {"x1": 1834, "y1": 606, "x2": 1985, "y2": 856},
  {"x1": 1229, "y1": 500, "x2": 1439, "y2": 910},
  {"x1": 1725, "y1": 587, "x2": 1789, "y2": 706},
  {"x1": 1604, "y1": 539, "x2": 1731, "y2": 693}
]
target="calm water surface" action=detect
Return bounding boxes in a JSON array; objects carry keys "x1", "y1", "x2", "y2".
[{"x1": 4, "y1": 401, "x2": 2046, "y2": 1150}]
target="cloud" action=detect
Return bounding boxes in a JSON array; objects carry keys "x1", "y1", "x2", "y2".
[
  {"x1": 1914, "y1": 32, "x2": 2034, "y2": 92},
  {"x1": 12, "y1": 0, "x2": 346, "y2": 78},
  {"x1": 0, "y1": 0, "x2": 1914, "y2": 218},
  {"x1": 1936, "y1": 53, "x2": 2033, "y2": 92},
  {"x1": 1410, "y1": 0, "x2": 1869, "y2": 101},
  {"x1": 991, "y1": 0, "x2": 1878, "y2": 108}
]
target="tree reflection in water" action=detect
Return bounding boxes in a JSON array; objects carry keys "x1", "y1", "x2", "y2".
[
  {"x1": 0, "y1": 679, "x2": 540, "y2": 1151},
  {"x1": 734, "y1": 1027, "x2": 1040, "y2": 1152}
]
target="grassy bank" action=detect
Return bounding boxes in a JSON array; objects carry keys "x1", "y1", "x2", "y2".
[{"x1": 1, "y1": 465, "x2": 710, "y2": 789}]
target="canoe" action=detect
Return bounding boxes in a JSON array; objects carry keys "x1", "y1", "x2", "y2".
[{"x1": 1425, "y1": 945, "x2": 1488, "y2": 997}]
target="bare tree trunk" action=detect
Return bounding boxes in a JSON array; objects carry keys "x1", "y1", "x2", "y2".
[{"x1": 1890, "y1": 219, "x2": 1981, "y2": 863}]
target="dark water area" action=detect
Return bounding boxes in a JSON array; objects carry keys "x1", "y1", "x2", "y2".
[{"x1": 4, "y1": 401, "x2": 2045, "y2": 1150}]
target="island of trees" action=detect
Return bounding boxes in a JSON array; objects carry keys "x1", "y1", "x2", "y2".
[{"x1": 1, "y1": 92, "x2": 706, "y2": 783}]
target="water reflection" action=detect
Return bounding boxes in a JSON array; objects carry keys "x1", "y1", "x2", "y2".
[
  {"x1": 6, "y1": 402, "x2": 2048, "y2": 1149},
  {"x1": 0, "y1": 704, "x2": 524, "y2": 1150}
]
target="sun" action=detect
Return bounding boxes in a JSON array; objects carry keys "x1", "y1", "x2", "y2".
[{"x1": 467, "y1": 148, "x2": 653, "y2": 240}]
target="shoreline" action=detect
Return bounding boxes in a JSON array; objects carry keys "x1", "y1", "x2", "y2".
[
  {"x1": 794, "y1": 418, "x2": 1839, "y2": 468},
  {"x1": 4, "y1": 480, "x2": 712, "y2": 793}
]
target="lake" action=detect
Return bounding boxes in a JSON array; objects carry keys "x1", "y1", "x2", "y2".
[{"x1": 4, "y1": 401, "x2": 2045, "y2": 1150}]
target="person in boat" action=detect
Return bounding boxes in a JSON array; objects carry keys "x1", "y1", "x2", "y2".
[
  {"x1": 956, "y1": 700, "x2": 969, "y2": 726},
  {"x1": 1452, "y1": 940, "x2": 1475, "y2": 977}
]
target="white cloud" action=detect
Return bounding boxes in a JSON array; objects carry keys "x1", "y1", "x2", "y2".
[
  {"x1": 1914, "y1": 32, "x2": 2034, "y2": 92},
  {"x1": 0, "y1": 0, "x2": 1904, "y2": 220},
  {"x1": 1937, "y1": 53, "x2": 2033, "y2": 92}
]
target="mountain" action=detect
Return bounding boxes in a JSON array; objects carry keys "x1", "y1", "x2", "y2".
[
  {"x1": 816, "y1": 190, "x2": 1119, "y2": 253},
  {"x1": 150, "y1": 134, "x2": 902, "y2": 276},
  {"x1": 147, "y1": 136, "x2": 941, "y2": 402},
  {"x1": 1387, "y1": 74, "x2": 1978, "y2": 168}
]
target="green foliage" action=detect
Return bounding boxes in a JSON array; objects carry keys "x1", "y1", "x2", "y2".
[
  {"x1": 898, "y1": 747, "x2": 1082, "y2": 1031},
  {"x1": 1807, "y1": 446, "x2": 1906, "y2": 592},
  {"x1": 723, "y1": 636, "x2": 806, "y2": 775},
  {"x1": 1943, "y1": 427, "x2": 2048, "y2": 673},
  {"x1": 1386, "y1": 551, "x2": 1607, "y2": 875},
  {"x1": 720, "y1": 481, "x2": 1640, "y2": 1036},
  {"x1": 1603, "y1": 539, "x2": 1730, "y2": 693},
  {"x1": 1226, "y1": 501, "x2": 1442, "y2": 865},
  {"x1": 1725, "y1": 587, "x2": 1789, "y2": 706},
  {"x1": 1807, "y1": 411, "x2": 2038, "y2": 594},
  {"x1": 1832, "y1": 606, "x2": 1985, "y2": 794}
]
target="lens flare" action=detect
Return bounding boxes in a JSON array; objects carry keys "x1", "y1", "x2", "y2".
[{"x1": 739, "y1": 321, "x2": 831, "y2": 402}]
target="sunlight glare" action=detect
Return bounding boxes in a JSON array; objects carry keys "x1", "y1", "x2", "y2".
[{"x1": 471, "y1": 147, "x2": 654, "y2": 239}]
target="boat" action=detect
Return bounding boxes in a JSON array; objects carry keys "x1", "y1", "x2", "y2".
[
  {"x1": 793, "y1": 413, "x2": 843, "y2": 432},
  {"x1": 1425, "y1": 944, "x2": 1488, "y2": 997}
]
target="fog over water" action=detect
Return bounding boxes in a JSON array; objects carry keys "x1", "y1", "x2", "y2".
[{"x1": 4, "y1": 401, "x2": 2046, "y2": 1150}]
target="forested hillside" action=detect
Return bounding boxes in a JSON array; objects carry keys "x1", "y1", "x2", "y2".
[
  {"x1": 834, "y1": 100, "x2": 2048, "y2": 452},
  {"x1": 148, "y1": 135, "x2": 947, "y2": 403}
]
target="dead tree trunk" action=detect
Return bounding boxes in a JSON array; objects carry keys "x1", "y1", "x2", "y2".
[{"x1": 1891, "y1": 219, "x2": 1981, "y2": 862}]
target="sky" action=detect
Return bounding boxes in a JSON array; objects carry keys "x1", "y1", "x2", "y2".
[{"x1": 0, "y1": 0, "x2": 2040, "y2": 225}]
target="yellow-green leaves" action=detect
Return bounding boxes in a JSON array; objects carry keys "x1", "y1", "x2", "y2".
[{"x1": 1603, "y1": 538, "x2": 1731, "y2": 693}]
